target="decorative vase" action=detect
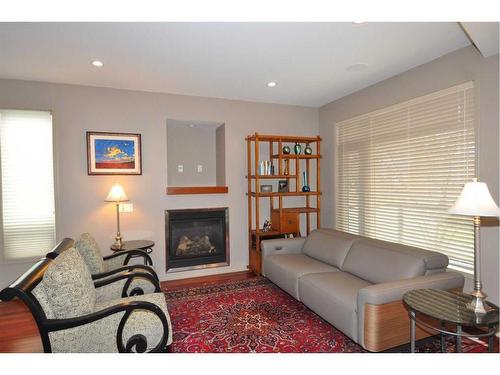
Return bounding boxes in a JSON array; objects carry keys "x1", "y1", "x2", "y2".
[
  {"x1": 283, "y1": 159, "x2": 289, "y2": 175},
  {"x1": 282, "y1": 145, "x2": 291, "y2": 155},
  {"x1": 304, "y1": 143, "x2": 312, "y2": 155},
  {"x1": 302, "y1": 171, "x2": 310, "y2": 192},
  {"x1": 294, "y1": 143, "x2": 302, "y2": 155}
]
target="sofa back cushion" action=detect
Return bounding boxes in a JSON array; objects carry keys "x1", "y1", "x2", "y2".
[
  {"x1": 302, "y1": 229, "x2": 359, "y2": 268},
  {"x1": 42, "y1": 248, "x2": 96, "y2": 319},
  {"x1": 341, "y1": 238, "x2": 429, "y2": 284},
  {"x1": 75, "y1": 233, "x2": 105, "y2": 274}
]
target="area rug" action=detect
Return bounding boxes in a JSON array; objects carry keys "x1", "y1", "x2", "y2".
[{"x1": 163, "y1": 277, "x2": 490, "y2": 353}]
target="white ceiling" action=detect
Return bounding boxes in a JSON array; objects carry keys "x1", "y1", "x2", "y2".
[{"x1": 0, "y1": 23, "x2": 471, "y2": 107}]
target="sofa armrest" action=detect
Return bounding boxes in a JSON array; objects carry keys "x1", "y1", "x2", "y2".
[
  {"x1": 358, "y1": 271, "x2": 464, "y2": 306},
  {"x1": 260, "y1": 237, "x2": 306, "y2": 257},
  {"x1": 357, "y1": 271, "x2": 464, "y2": 350}
]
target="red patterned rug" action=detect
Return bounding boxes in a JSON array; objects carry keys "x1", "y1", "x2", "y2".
[{"x1": 163, "y1": 277, "x2": 491, "y2": 353}]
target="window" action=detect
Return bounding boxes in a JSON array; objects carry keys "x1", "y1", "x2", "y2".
[
  {"x1": 335, "y1": 82, "x2": 475, "y2": 274},
  {"x1": 0, "y1": 110, "x2": 56, "y2": 261}
]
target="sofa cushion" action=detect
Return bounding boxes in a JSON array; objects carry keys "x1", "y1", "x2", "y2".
[
  {"x1": 302, "y1": 229, "x2": 358, "y2": 268},
  {"x1": 263, "y1": 254, "x2": 339, "y2": 300},
  {"x1": 43, "y1": 248, "x2": 96, "y2": 319},
  {"x1": 299, "y1": 272, "x2": 372, "y2": 342},
  {"x1": 341, "y1": 238, "x2": 427, "y2": 284},
  {"x1": 75, "y1": 233, "x2": 105, "y2": 274}
]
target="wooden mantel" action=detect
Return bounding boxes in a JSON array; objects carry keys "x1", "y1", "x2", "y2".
[{"x1": 166, "y1": 186, "x2": 229, "y2": 195}]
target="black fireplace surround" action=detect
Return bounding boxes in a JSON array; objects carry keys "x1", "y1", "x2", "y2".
[{"x1": 165, "y1": 207, "x2": 229, "y2": 272}]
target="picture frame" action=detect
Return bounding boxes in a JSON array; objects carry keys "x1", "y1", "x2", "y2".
[
  {"x1": 87, "y1": 131, "x2": 142, "y2": 175},
  {"x1": 278, "y1": 180, "x2": 289, "y2": 193}
]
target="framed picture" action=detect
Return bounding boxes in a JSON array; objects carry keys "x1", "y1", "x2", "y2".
[
  {"x1": 87, "y1": 132, "x2": 142, "y2": 175},
  {"x1": 278, "y1": 180, "x2": 289, "y2": 193}
]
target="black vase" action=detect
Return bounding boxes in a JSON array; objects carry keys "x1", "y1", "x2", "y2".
[
  {"x1": 294, "y1": 143, "x2": 302, "y2": 155},
  {"x1": 282, "y1": 145, "x2": 291, "y2": 155}
]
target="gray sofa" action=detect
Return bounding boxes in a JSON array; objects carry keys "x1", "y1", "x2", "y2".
[{"x1": 261, "y1": 228, "x2": 464, "y2": 352}]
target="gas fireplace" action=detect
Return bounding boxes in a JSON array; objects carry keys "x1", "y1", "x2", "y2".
[{"x1": 165, "y1": 207, "x2": 229, "y2": 272}]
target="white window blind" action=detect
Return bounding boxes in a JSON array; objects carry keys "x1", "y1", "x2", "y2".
[
  {"x1": 335, "y1": 82, "x2": 475, "y2": 274},
  {"x1": 0, "y1": 110, "x2": 56, "y2": 261}
]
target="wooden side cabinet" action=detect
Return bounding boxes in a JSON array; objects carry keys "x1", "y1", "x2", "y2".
[{"x1": 246, "y1": 133, "x2": 322, "y2": 275}]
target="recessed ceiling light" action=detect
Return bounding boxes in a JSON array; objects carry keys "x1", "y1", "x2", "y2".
[
  {"x1": 346, "y1": 63, "x2": 369, "y2": 73},
  {"x1": 267, "y1": 81, "x2": 277, "y2": 88},
  {"x1": 91, "y1": 60, "x2": 104, "y2": 67}
]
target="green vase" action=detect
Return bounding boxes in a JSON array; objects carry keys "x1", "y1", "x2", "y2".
[
  {"x1": 282, "y1": 145, "x2": 291, "y2": 155},
  {"x1": 304, "y1": 143, "x2": 312, "y2": 155},
  {"x1": 302, "y1": 171, "x2": 310, "y2": 192},
  {"x1": 294, "y1": 143, "x2": 302, "y2": 155}
]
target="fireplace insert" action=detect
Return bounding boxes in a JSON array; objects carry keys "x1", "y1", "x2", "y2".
[{"x1": 165, "y1": 207, "x2": 229, "y2": 272}]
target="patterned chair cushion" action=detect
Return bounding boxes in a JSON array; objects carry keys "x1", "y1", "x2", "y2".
[
  {"x1": 95, "y1": 275, "x2": 158, "y2": 304},
  {"x1": 103, "y1": 253, "x2": 128, "y2": 271},
  {"x1": 42, "y1": 248, "x2": 97, "y2": 319},
  {"x1": 75, "y1": 233, "x2": 105, "y2": 274},
  {"x1": 48, "y1": 293, "x2": 172, "y2": 353}
]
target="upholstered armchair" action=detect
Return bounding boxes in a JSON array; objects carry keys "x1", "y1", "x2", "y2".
[
  {"x1": 47, "y1": 234, "x2": 160, "y2": 302},
  {"x1": 0, "y1": 241, "x2": 172, "y2": 353},
  {"x1": 75, "y1": 233, "x2": 155, "y2": 273}
]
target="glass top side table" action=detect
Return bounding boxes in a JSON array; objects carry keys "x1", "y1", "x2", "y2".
[
  {"x1": 403, "y1": 289, "x2": 499, "y2": 353},
  {"x1": 110, "y1": 239, "x2": 155, "y2": 253}
]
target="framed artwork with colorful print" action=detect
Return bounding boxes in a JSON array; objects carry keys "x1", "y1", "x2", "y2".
[{"x1": 87, "y1": 131, "x2": 142, "y2": 175}]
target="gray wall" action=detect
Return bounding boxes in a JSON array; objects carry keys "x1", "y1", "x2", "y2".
[
  {"x1": 167, "y1": 124, "x2": 217, "y2": 186},
  {"x1": 216, "y1": 125, "x2": 226, "y2": 186},
  {"x1": 0, "y1": 78, "x2": 318, "y2": 286},
  {"x1": 319, "y1": 46, "x2": 500, "y2": 303}
]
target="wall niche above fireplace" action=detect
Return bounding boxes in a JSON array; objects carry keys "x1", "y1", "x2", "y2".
[
  {"x1": 165, "y1": 208, "x2": 229, "y2": 272},
  {"x1": 166, "y1": 119, "x2": 227, "y2": 195}
]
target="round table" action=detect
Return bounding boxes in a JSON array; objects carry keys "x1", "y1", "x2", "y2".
[
  {"x1": 110, "y1": 239, "x2": 155, "y2": 253},
  {"x1": 403, "y1": 289, "x2": 499, "y2": 353}
]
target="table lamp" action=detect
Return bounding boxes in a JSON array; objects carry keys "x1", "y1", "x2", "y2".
[
  {"x1": 105, "y1": 183, "x2": 129, "y2": 249},
  {"x1": 448, "y1": 178, "x2": 500, "y2": 314}
]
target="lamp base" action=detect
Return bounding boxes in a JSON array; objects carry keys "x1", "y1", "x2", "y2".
[
  {"x1": 113, "y1": 235, "x2": 124, "y2": 249},
  {"x1": 466, "y1": 289, "x2": 492, "y2": 315}
]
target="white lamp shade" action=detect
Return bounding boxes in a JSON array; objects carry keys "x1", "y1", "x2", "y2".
[
  {"x1": 105, "y1": 183, "x2": 129, "y2": 202},
  {"x1": 449, "y1": 179, "x2": 500, "y2": 217}
]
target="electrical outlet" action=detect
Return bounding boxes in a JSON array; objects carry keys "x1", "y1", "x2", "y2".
[
  {"x1": 119, "y1": 203, "x2": 134, "y2": 213},
  {"x1": 178, "y1": 165, "x2": 184, "y2": 173},
  {"x1": 197, "y1": 165, "x2": 203, "y2": 173}
]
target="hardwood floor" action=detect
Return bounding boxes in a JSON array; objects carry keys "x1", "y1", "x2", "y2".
[
  {"x1": 0, "y1": 271, "x2": 256, "y2": 353},
  {"x1": 0, "y1": 299, "x2": 43, "y2": 353},
  {"x1": 0, "y1": 270, "x2": 497, "y2": 353}
]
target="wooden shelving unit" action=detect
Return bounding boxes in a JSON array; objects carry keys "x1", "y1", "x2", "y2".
[{"x1": 246, "y1": 133, "x2": 322, "y2": 275}]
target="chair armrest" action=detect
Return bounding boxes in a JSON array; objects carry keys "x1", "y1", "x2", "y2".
[
  {"x1": 44, "y1": 300, "x2": 170, "y2": 353},
  {"x1": 103, "y1": 250, "x2": 153, "y2": 266},
  {"x1": 92, "y1": 265, "x2": 159, "y2": 282},
  {"x1": 94, "y1": 271, "x2": 161, "y2": 297},
  {"x1": 261, "y1": 237, "x2": 306, "y2": 257},
  {"x1": 357, "y1": 272, "x2": 465, "y2": 306}
]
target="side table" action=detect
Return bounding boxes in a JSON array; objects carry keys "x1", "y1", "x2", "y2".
[
  {"x1": 110, "y1": 240, "x2": 155, "y2": 265},
  {"x1": 403, "y1": 289, "x2": 499, "y2": 353}
]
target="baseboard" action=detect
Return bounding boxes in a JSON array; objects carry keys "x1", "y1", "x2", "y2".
[{"x1": 159, "y1": 265, "x2": 249, "y2": 282}]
